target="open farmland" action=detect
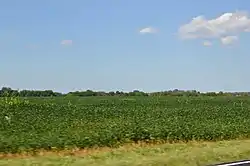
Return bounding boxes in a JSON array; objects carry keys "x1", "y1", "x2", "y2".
[{"x1": 1, "y1": 96, "x2": 250, "y2": 153}]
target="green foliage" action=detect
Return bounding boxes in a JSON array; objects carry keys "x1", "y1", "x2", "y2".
[
  {"x1": 1, "y1": 96, "x2": 250, "y2": 153},
  {"x1": 2, "y1": 86, "x2": 250, "y2": 97},
  {"x1": 0, "y1": 87, "x2": 62, "y2": 97}
]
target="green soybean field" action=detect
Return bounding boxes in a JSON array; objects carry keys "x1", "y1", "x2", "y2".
[{"x1": 1, "y1": 96, "x2": 250, "y2": 153}]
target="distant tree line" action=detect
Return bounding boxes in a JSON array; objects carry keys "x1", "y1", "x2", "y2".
[
  {"x1": 0, "y1": 87, "x2": 249, "y2": 97},
  {"x1": 0, "y1": 87, "x2": 62, "y2": 97}
]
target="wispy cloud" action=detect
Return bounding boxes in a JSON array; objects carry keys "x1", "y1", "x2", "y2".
[
  {"x1": 178, "y1": 10, "x2": 250, "y2": 45},
  {"x1": 60, "y1": 40, "x2": 73, "y2": 46},
  {"x1": 139, "y1": 27, "x2": 158, "y2": 34},
  {"x1": 203, "y1": 41, "x2": 212, "y2": 46},
  {"x1": 221, "y1": 36, "x2": 238, "y2": 45}
]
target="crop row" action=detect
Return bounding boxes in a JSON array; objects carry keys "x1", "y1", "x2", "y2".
[{"x1": 1, "y1": 96, "x2": 250, "y2": 153}]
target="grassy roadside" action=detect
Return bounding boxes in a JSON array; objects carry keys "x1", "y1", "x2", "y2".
[{"x1": 1, "y1": 139, "x2": 250, "y2": 166}]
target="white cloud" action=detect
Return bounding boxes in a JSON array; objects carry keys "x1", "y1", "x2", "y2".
[
  {"x1": 221, "y1": 36, "x2": 238, "y2": 45},
  {"x1": 61, "y1": 40, "x2": 73, "y2": 46},
  {"x1": 139, "y1": 27, "x2": 158, "y2": 34},
  {"x1": 203, "y1": 41, "x2": 212, "y2": 46},
  {"x1": 178, "y1": 10, "x2": 250, "y2": 44}
]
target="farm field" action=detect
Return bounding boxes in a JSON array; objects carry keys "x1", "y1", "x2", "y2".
[{"x1": 1, "y1": 96, "x2": 250, "y2": 154}]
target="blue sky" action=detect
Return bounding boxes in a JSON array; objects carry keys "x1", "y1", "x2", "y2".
[{"x1": 1, "y1": 0, "x2": 250, "y2": 93}]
